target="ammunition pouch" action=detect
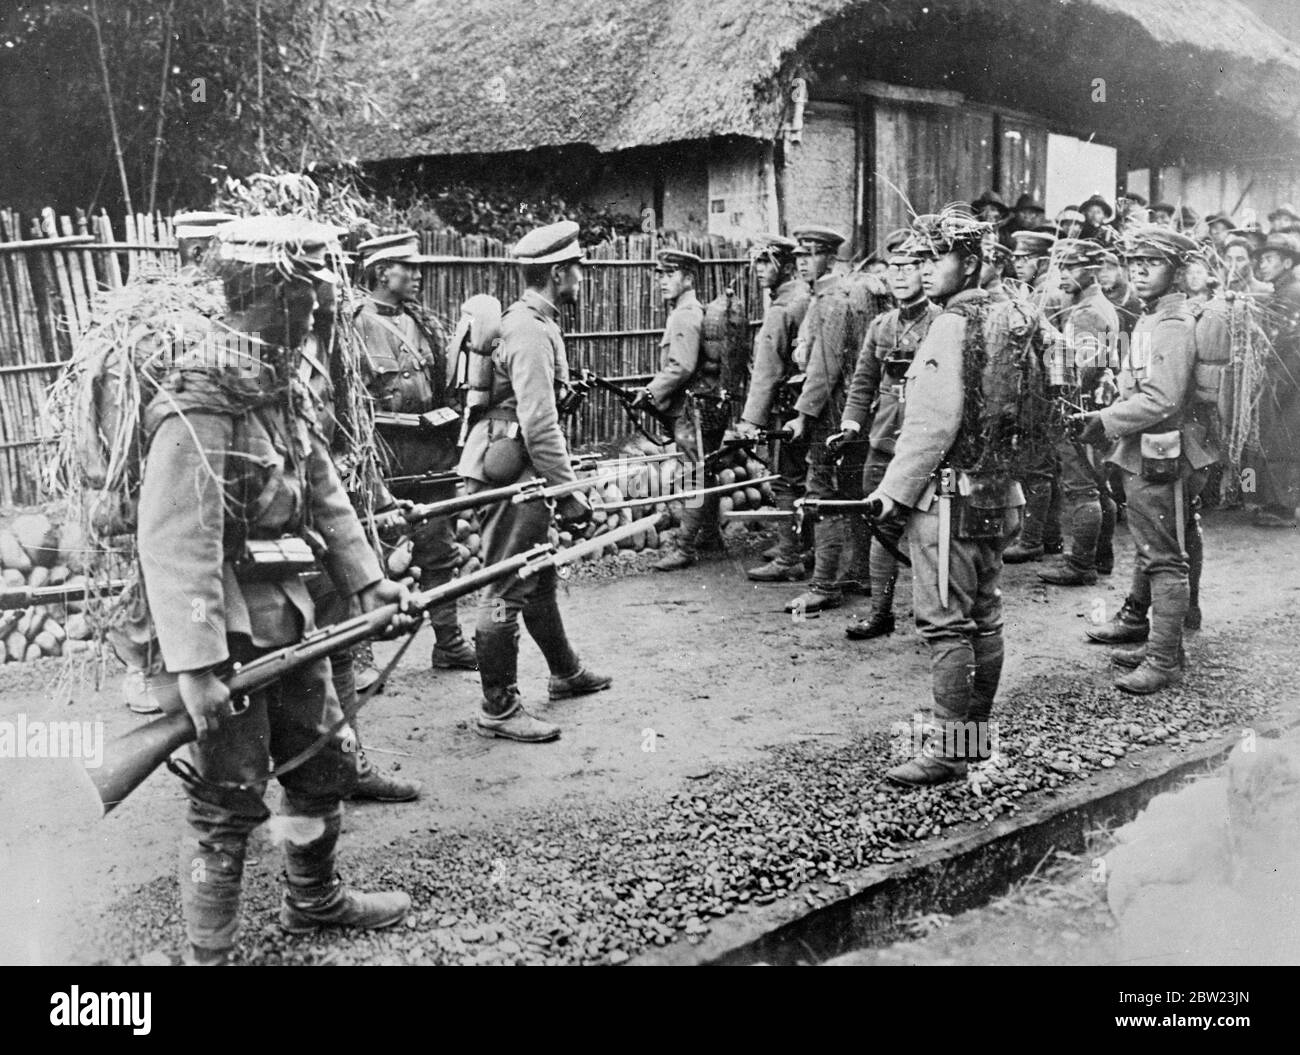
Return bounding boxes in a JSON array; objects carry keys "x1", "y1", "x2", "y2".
[
  {"x1": 691, "y1": 391, "x2": 732, "y2": 435},
  {"x1": 775, "y1": 373, "x2": 805, "y2": 417},
  {"x1": 233, "y1": 536, "x2": 318, "y2": 582},
  {"x1": 954, "y1": 471, "x2": 1014, "y2": 541},
  {"x1": 1139, "y1": 429, "x2": 1182, "y2": 483}
]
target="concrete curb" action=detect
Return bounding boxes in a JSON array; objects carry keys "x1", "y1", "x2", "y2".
[{"x1": 635, "y1": 717, "x2": 1297, "y2": 966}]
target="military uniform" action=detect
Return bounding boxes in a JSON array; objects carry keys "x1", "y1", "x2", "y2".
[
  {"x1": 741, "y1": 239, "x2": 812, "y2": 574},
  {"x1": 457, "y1": 221, "x2": 609, "y2": 741},
  {"x1": 877, "y1": 277, "x2": 1028, "y2": 785},
  {"x1": 788, "y1": 226, "x2": 871, "y2": 609},
  {"x1": 1256, "y1": 240, "x2": 1300, "y2": 524},
  {"x1": 1083, "y1": 227, "x2": 1218, "y2": 693},
  {"x1": 1040, "y1": 244, "x2": 1120, "y2": 584},
  {"x1": 840, "y1": 292, "x2": 940, "y2": 633},
  {"x1": 354, "y1": 231, "x2": 475, "y2": 668},
  {"x1": 643, "y1": 252, "x2": 720, "y2": 565},
  {"x1": 135, "y1": 217, "x2": 409, "y2": 962}
]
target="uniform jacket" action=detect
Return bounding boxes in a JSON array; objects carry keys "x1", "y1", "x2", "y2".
[
  {"x1": 841, "y1": 298, "x2": 940, "y2": 455},
  {"x1": 457, "y1": 289, "x2": 577, "y2": 489},
  {"x1": 1098, "y1": 292, "x2": 1217, "y2": 474},
  {"x1": 1058, "y1": 281, "x2": 1120, "y2": 389},
  {"x1": 794, "y1": 274, "x2": 859, "y2": 422},
  {"x1": 1267, "y1": 268, "x2": 1300, "y2": 391},
  {"x1": 1030, "y1": 271, "x2": 1072, "y2": 328},
  {"x1": 741, "y1": 279, "x2": 811, "y2": 425},
  {"x1": 878, "y1": 288, "x2": 1024, "y2": 511},
  {"x1": 356, "y1": 297, "x2": 456, "y2": 479},
  {"x1": 138, "y1": 372, "x2": 381, "y2": 673},
  {"x1": 646, "y1": 289, "x2": 705, "y2": 418}
]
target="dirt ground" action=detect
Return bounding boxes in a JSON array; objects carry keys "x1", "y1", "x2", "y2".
[{"x1": 0, "y1": 506, "x2": 1297, "y2": 965}]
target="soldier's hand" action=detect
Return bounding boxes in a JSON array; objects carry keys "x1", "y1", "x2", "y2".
[
  {"x1": 359, "y1": 578, "x2": 419, "y2": 634},
  {"x1": 826, "y1": 423, "x2": 859, "y2": 451},
  {"x1": 178, "y1": 670, "x2": 232, "y2": 741},
  {"x1": 786, "y1": 415, "x2": 807, "y2": 442},
  {"x1": 557, "y1": 492, "x2": 592, "y2": 530},
  {"x1": 629, "y1": 387, "x2": 654, "y2": 411},
  {"x1": 734, "y1": 419, "x2": 761, "y2": 441},
  {"x1": 865, "y1": 489, "x2": 894, "y2": 520},
  {"x1": 1071, "y1": 412, "x2": 1108, "y2": 446}
]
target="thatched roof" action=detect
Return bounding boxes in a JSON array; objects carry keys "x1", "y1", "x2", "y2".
[{"x1": 335, "y1": 0, "x2": 1300, "y2": 163}]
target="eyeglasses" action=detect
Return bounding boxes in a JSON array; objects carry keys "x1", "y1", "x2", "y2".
[{"x1": 887, "y1": 262, "x2": 920, "y2": 274}]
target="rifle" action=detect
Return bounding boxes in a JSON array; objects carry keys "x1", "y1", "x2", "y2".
[
  {"x1": 0, "y1": 578, "x2": 129, "y2": 611},
  {"x1": 89, "y1": 544, "x2": 554, "y2": 815},
  {"x1": 701, "y1": 429, "x2": 788, "y2": 472},
  {"x1": 403, "y1": 468, "x2": 630, "y2": 525},
  {"x1": 735, "y1": 497, "x2": 912, "y2": 567},
  {"x1": 383, "y1": 469, "x2": 461, "y2": 489},
  {"x1": 576, "y1": 370, "x2": 674, "y2": 446}
]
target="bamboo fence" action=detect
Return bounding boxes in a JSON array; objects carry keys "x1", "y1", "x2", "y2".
[{"x1": 0, "y1": 211, "x2": 762, "y2": 507}]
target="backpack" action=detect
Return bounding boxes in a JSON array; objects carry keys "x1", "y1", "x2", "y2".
[{"x1": 701, "y1": 284, "x2": 750, "y2": 394}]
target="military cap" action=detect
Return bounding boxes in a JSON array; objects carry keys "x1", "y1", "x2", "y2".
[
  {"x1": 1012, "y1": 193, "x2": 1045, "y2": 213},
  {"x1": 792, "y1": 225, "x2": 847, "y2": 252},
  {"x1": 970, "y1": 190, "x2": 1010, "y2": 217},
  {"x1": 1099, "y1": 248, "x2": 1121, "y2": 267},
  {"x1": 750, "y1": 234, "x2": 798, "y2": 266},
  {"x1": 1205, "y1": 212, "x2": 1233, "y2": 229},
  {"x1": 1079, "y1": 195, "x2": 1115, "y2": 221},
  {"x1": 1055, "y1": 208, "x2": 1085, "y2": 226},
  {"x1": 909, "y1": 205, "x2": 988, "y2": 256},
  {"x1": 1054, "y1": 238, "x2": 1106, "y2": 267},
  {"x1": 1120, "y1": 225, "x2": 1199, "y2": 263},
  {"x1": 1150, "y1": 202, "x2": 1177, "y2": 217},
  {"x1": 1268, "y1": 204, "x2": 1300, "y2": 224},
  {"x1": 1252, "y1": 231, "x2": 1300, "y2": 262},
  {"x1": 883, "y1": 227, "x2": 912, "y2": 254},
  {"x1": 214, "y1": 215, "x2": 343, "y2": 283},
  {"x1": 1118, "y1": 190, "x2": 1148, "y2": 207},
  {"x1": 1228, "y1": 226, "x2": 1266, "y2": 250},
  {"x1": 981, "y1": 237, "x2": 1012, "y2": 265},
  {"x1": 172, "y1": 210, "x2": 238, "y2": 240},
  {"x1": 511, "y1": 220, "x2": 584, "y2": 265},
  {"x1": 1011, "y1": 229, "x2": 1056, "y2": 257},
  {"x1": 655, "y1": 248, "x2": 703, "y2": 273},
  {"x1": 357, "y1": 231, "x2": 435, "y2": 269}
]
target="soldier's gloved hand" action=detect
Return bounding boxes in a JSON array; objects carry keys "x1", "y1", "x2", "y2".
[
  {"x1": 556, "y1": 492, "x2": 592, "y2": 531},
  {"x1": 734, "y1": 419, "x2": 761, "y2": 441},
  {"x1": 178, "y1": 669, "x2": 232, "y2": 741},
  {"x1": 359, "y1": 578, "x2": 419, "y2": 635},
  {"x1": 786, "y1": 415, "x2": 807, "y2": 442},
  {"x1": 1071, "y1": 412, "x2": 1108, "y2": 446}
]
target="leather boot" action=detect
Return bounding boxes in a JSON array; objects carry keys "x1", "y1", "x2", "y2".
[
  {"x1": 746, "y1": 558, "x2": 808, "y2": 582},
  {"x1": 840, "y1": 513, "x2": 872, "y2": 593},
  {"x1": 1185, "y1": 511, "x2": 1203, "y2": 631},
  {"x1": 280, "y1": 809, "x2": 411, "y2": 934},
  {"x1": 548, "y1": 664, "x2": 614, "y2": 700},
  {"x1": 1003, "y1": 477, "x2": 1050, "y2": 563},
  {"x1": 1057, "y1": 497, "x2": 1103, "y2": 578},
  {"x1": 845, "y1": 611, "x2": 895, "y2": 640},
  {"x1": 521, "y1": 576, "x2": 581, "y2": 678},
  {"x1": 1110, "y1": 642, "x2": 1186, "y2": 670},
  {"x1": 652, "y1": 546, "x2": 695, "y2": 572},
  {"x1": 475, "y1": 688, "x2": 560, "y2": 742},
  {"x1": 1115, "y1": 574, "x2": 1188, "y2": 695},
  {"x1": 1084, "y1": 593, "x2": 1150, "y2": 644},
  {"x1": 886, "y1": 641, "x2": 973, "y2": 785},
  {"x1": 431, "y1": 627, "x2": 478, "y2": 670},
  {"x1": 334, "y1": 653, "x2": 423, "y2": 803}
]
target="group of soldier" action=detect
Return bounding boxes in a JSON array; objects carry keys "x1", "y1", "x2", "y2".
[{"x1": 124, "y1": 183, "x2": 1298, "y2": 962}]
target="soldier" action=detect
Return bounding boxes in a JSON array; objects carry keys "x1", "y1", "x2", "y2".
[
  {"x1": 1080, "y1": 195, "x2": 1118, "y2": 245},
  {"x1": 837, "y1": 231, "x2": 940, "y2": 639},
  {"x1": 972, "y1": 190, "x2": 1013, "y2": 247},
  {"x1": 1038, "y1": 240, "x2": 1120, "y2": 586},
  {"x1": 783, "y1": 225, "x2": 868, "y2": 613},
  {"x1": 1150, "y1": 202, "x2": 1177, "y2": 229},
  {"x1": 864, "y1": 207, "x2": 1030, "y2": 786},
  {"x1": 1055, "y1": 208, "x2": 1086, "y2": 241},
  {"x1": 980, "y1": 238, "x2": 1014, "y2": 300},
  {"x1": 1116, "y1": 191, "x2": 1147, "y2": 227},
  {"x1": 1221, "y1": 234, "x2": 1272, "y2": 295},
  {"x1": 1268, "y1": 204, "x2": 1300, "y2": 234},
  {"x1": 1098, "y1": 248, "x2": 1143, "y2": 339},
  {"x1": 740, "y1": 235, "x2": 813, "y2": 582},
  {"x1": 354, "y1": 232, "x2": 477, "y2": 671},
  {"x1": 634, "y1": 249, "x2": 721, "y2": 572},
  {"x1": 1252, "y1": 231, "x2": 1300, "y2": 528},
  {"x1": 458, "y1": 220, "x2": 610, "y2": 742},
  {"x1": 1073, "y1": 226, "x2": 1218, "y2": 693},
  {"x1": 136, "y1": 216, "x2": 414, "y2": 964},
  {"x1": 1205, "y1": 213, "x2": 1235, "y2": 251}
]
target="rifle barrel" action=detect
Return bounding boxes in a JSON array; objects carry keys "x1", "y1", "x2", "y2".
[
  {"x1": 0, "y1": 578, "x2": 129, "y2": 611},
  {"x1": 406, "y1": 480, "x2": 537, "y2": 523},
  {"x1": 518, "y1": 514, "x2": 665, "y2": 578},
  {"x1": 600, "y1": 474, "x2": 780, "y2": 511}
]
